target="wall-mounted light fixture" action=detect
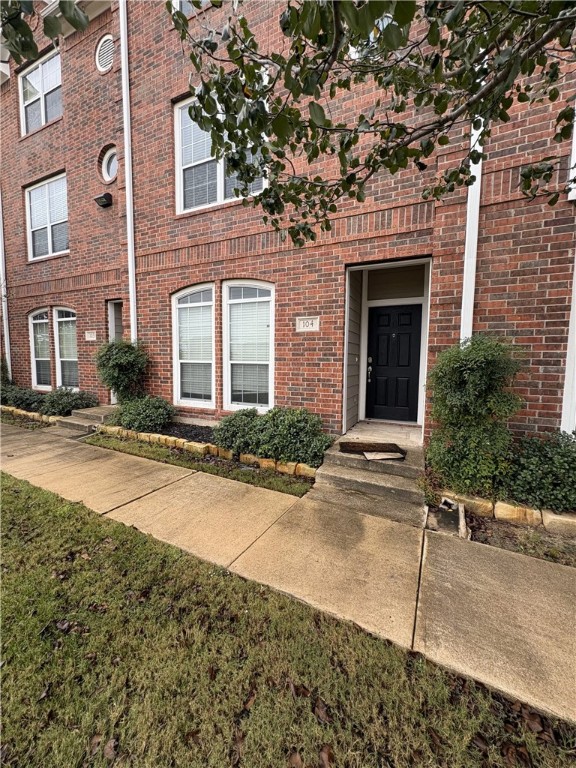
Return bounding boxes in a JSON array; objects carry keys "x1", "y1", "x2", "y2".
[{"x1": 94, "y1": 192, "x2": 113, "y2": 208}]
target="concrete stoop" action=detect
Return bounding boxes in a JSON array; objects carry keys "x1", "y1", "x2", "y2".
[
  {"x1": 314, "y1": 444, "x2": 426, "y2": 527},
  {"x1": 56, "y1": 405, "x2": 117, "y2": 436}
]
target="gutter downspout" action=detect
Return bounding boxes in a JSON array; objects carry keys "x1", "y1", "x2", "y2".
[
  {"x1": 0, "y1": 189, "x2": 12, "y2": 377},
  {"x1": 119, "y1": 0, "x2": 137, "y2": 341},
  {"x1": 460, "y1": 124, "x2": 484, "y2": 341}
]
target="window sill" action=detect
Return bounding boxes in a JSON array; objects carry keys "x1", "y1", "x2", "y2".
[
  {"x1": 175, "y1": 196, "x2": 246, "y2": 220},
  {"x1": 19, "y1": 115, "x2": 63, "y2": 141},
  {"x1": 28, "y1": 251, "x2": 70, "y2": 264}
]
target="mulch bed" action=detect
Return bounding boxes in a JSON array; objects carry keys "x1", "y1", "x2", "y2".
[
  {"x1": 159, "y1": 422, "x2": 215, "y2": 443},
  {"x1": 466, "y1": 510, "x2": 576, "y2": 568}
]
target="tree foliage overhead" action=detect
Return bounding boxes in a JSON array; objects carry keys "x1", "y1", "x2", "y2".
[
  {"x1": 168, "y1": 0, "x2": 576, "y2": 244},
  {"x1": 1, "y1": 1, "x2": 88, "y2": 62}
]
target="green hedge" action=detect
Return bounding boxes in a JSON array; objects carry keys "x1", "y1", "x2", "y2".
[
  {"x1": 214, "y1": 407, "x2": 332, "y2": 467},
  {"x1": 95, "y1": 341, "x2": 149, "y2": 403},
  {"x1": 118, "y1": 397, "x2": 175, "y2": 434},
  {"x1": 39, "y1": 388, "x2": 98, "y2": 417},
  {"x1": 1, "y1": 385, "x2": 45, "y2": 412}
]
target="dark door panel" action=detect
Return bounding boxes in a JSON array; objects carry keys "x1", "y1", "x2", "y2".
[{"x1": 366, "y1": 304, "x2": 422, "y2": 421}]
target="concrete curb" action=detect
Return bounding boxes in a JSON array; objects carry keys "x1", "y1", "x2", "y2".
[
  {"x1": 94, "y1": 423, "x2": 317, "y2": 478},
  {"x1": 1, "y1": 405, "x2": 58, "y2": 424}
]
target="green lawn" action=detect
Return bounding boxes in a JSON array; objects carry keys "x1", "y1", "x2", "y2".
[{"x1": 2, "y1": 473, "x2": 574, "y2": 768}]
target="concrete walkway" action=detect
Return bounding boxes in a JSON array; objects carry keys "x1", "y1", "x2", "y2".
[{"x1": 2, "y1": 422, "x2": 575, "y2": 722}]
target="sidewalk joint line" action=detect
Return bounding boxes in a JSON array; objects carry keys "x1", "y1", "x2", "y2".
[
  {"x1": 410, "y1": 525, "x2": 427, "y2": 650},
  {"x1": 100, "y1": 472, "x2": 196, "y2": 516},
  {"x1": 226, "y1": 497, "x2": 300, "y2": 569}
]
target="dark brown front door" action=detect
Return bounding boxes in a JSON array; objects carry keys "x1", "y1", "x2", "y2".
[{"x1": 366, "y1": 304, "x2": 422, "y2": 421}]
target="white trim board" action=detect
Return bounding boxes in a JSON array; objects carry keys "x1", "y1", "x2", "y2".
[{"x1": 560, "y1": 251, "x2": 576, "y2": 432}]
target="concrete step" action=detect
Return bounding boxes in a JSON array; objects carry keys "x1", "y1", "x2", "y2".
[
  {"x1": 324, "y1": 444, "x2": 423, "y2": 480},
  {"x1": 70, "y1": 406, "x2": 116, "y2": 423},
  {"x1": 315, "y1": 463, "x2": 424, "y2": 506},
  {"x1": 56, "y1": 416, "x2": 98, "y2": 435},
  {"x1": 308, "y1": 484, "x2": 426, "y2": 528}
]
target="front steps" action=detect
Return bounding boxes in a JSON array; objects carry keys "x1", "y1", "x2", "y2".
[
  {"x1": 312, "y1": 439, "x2": 426, "y2": 527},
  {"x1": 56, "y1": 405, "x2": 116, "y2": 437}
]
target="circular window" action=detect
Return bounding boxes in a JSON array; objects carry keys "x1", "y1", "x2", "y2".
[
  {"x1": 101, "y1": 147, "x2": 118, "y2": 182},
  {"x1": 95, "y1": 34, "x2": 114, "y2": 73}
]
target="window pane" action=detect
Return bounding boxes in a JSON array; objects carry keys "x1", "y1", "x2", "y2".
[
  {"x1": 229, "y1": 301, "x2": 270, "y2": 362},
  {"x1": 51, "y1": 222, "x2": 69, "y2": 252},
  {"x1": 22, "y1": 68, "x2": 41, "y2": 102},
  {"x1": 224, "y1": 162, "x2": 264, "y2": 200},
  {"x1": 33, "y1": 321, "x2": 50, "y2": 357},
  {"x1": 60, "y1": 361, "x2": 78, "y2": 388},
  {"x1": 48, "y1": 177, "x2": 68, "y2": 222},
  {"x1": 32, "y1": 229, "x2": 49, "y2": 258},
  {"x1": 58, "y1": 318, "x2": 77, "y2": 359},
  {"x1": 29, "y1": 186, "x2": 48, "y2": 228},
  {"x1": 177, "y1": 288, "x2": 212, "y2": 305},
  {"x1": 180, "y1": 362, "x2": 211, "y2": 400},
  {"x1": 36, "y1": 359, "x2": 51, "y2": 386},
  {"x1": 181, "y1": 111, "x2": 212, "y2": 166},
  {"x1": 25, "y1": 100, "x2": 42, "y2": 133},
  {"x1": 178, "y1": 305, "x2": 212, "y2": 361},
  {"x1": 105, "y1": 151, "x2": 118, "y2": 179},
  {"x1": 183, "y1": 162, "x2": 217, "y2": 209},
  {"x1": 178, "y1": 0, "x2": 194, "y2": 14},
  {"x1": 231, "y1": 364, "x2": 269, "y2": 405},
  {"x1": 45, "y1": 86, "x2": 62, "y2": 123},
  {"x1": 42, "y1": 54, "x2": 61, "y2": 92}
]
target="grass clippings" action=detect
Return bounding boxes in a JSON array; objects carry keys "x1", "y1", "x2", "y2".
[
  {"x1": 2, "y1": 473, "x2": 576, "y2": 768},
  {"x1": 467, "y1": 511, "x2": 576, "y2": 568},
  {"x1": 83, "y1": 433, "x2": 312, "y2": 497}
]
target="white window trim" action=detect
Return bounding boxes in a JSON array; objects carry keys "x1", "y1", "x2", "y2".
[
  {"x1": 25, "y1": 172, "x2": 69, "y2": 262},
  {"x1": 29, "y1": 309, "x2": 51, "y2": 391},
  {"x1": 18, "y1": 49, "x2": 61, "y2": 137},
  {"x1": 95, "y1": 34, "x2": 114, "y2": 73},
  {"x1": 174, "y1": 97, "x2": 265, "y2": 215},
  {"x1": 101, "y1": 146, "x2": 118, "y2": 182},
  {"x1": 53, "y1": 307, "x2": 78, "y2": 390},
  {"x1": 172, "y1": 283, "x2": 215, "y2": 408},
  {"x1": 568, "y1": 116, "x2": 576, "y2": 202},
  {"x1": 222, "y1": 279, "x2": 275, "y2": 413}
]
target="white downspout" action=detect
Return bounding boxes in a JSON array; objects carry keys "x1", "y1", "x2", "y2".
[
  {"x1": 119, "y1": 0, "x2": 137, "y2": 341},
  {"x1": 0, "y1": 189, "x2": 12, "y2": 377},
  {"x1": 460, "y1": 124, "x2": 484, "y2": 341}
]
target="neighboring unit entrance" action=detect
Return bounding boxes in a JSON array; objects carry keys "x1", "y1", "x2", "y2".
[{"x1": 366, "y1": 304, "x2": 422, "y2": 421}]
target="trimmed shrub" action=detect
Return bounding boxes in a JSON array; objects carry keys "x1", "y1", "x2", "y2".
[
  {"x1": 95, "y1": 341, "x2": 149, "y2": 403},
  {"x1": 213, "y1": 408, "x2": 261, "y2": 456},
  {"x1": 39, "y1": 388, "x2": 99, "y2": 417},
  {"x1": 1, "y1": 356, "x2": 12, "y2": 388},
  {"x1": 213, "y1": 407, "x2": 333, "y2": 467},
  {"x1": 2, "y1": 386, "x2": 45, "y2": 412},
  {"x1": 118, "y1": 397, "x2": 175, "y2": 433},
  {"x1": 505, "y1": 431, "x2": 576, "y2": 513},
  {"x1": 426, "y1": 335, "x2": 523, "y2": 500}
]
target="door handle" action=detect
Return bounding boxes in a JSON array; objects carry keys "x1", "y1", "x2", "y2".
[{"x1": 367, "y1": 365, "x2": 372, "y2": 383}]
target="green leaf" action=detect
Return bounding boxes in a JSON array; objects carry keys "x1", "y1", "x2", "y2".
[
  {"x1": 58, "y1": 0, "x2": 89, "y2": 31},
  {"x1": 43, "y1": 15, "x2": 62, "y2": 39},
  {"x1": 381, "y1": 22, "x2": 403, "y2": 50},
  {"x1": 309, "y1": 101, "x2": 327, "y2": 127},
  {"x1": 393, "y1": 0, "x2": 416, "y2": 26}
]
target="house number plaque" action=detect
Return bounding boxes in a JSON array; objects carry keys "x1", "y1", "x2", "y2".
[{"x1": 295, "y1": 316, "x2": 320, "y2": 332}]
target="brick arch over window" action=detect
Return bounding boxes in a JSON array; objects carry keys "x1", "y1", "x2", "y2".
[{"x1": 172, "y1": 284, "x2": 215, "y2": 408}]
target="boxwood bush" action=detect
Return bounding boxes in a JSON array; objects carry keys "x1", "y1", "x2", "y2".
[
  {"x1": 214, "y1": 407, "x2": 333, "y2": 467},
  {"x1": 95, "y1": 341, "x2": 149, "y2": 403},
  {"x1": 1, "y1": 385, "x2": 45, "y2": 412},
  {"x1": 39, "y1": 388, "x2": 99, "y2": 417},
  {"x1": 505, "y1": 431, "x2": 576, "y2": 513},
  {"x1": 118, "y1": 396, "x2": 175, "y2": 434}
]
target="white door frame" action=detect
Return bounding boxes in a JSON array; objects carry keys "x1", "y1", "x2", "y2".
[
  {"x1": 343, "y1": 258, "x2": 431, "y2": 441},
  {"x1": 107, "y1": 300, "x2": 124, "y2": 404}
]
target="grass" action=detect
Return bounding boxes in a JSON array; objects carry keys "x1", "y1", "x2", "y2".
[
  {"x1": 83, "y1": 433, "x2": 312, "y2": 497},
  {"x1": 1, "y1": 412, "x2": 50, "y2": 430},
  {"x1": 2, "y1": 473, "x2": 575, "y2": 768}
]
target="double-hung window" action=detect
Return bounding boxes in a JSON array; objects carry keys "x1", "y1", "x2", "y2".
[
  {"x1": 176, "y1": 100, "x2": 264, "y2": 213},
  {"x1": 54, "y1": 309, "x2": 78, "y2": 388},
  {"x1": 29, "y1": 310, "x2": 51, "y2": 389},
  {"x1": 20, "y1": 51, "x2": 62, "y2": 135},
  {"x1": 224, "y1": 281, "x2": 274, "y2": 410},
  {"x1": 173, "y1": 285, "x2": 215, "y2": 406},
  {"x1": 26, "y1": 174, "x2": 69, "y2": 260}
]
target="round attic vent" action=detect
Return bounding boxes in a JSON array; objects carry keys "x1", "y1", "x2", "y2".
[{"x1": 95, "y1": 34, "x2": 114, "y2": 73}]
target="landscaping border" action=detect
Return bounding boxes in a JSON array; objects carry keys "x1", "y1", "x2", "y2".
[
  {"x1": 1, "y1": 405, "x2": 59, "y2": 425},
  {"x1": 444, "y1": 490, "x2": 576, "y2": 537}
]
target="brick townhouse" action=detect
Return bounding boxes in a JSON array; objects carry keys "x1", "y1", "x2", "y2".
[{"x1": 1, "y1": 0, "x2": 575, "y2": 444}]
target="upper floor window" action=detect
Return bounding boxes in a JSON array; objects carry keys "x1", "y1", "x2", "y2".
[
  {"x1": 175, "y1": 100, "x2": 264, "y2": 213},
  {"x1": 19, "y1": 51, "x2": 62, "y2": 135},
  {"x1": 223, "y1": 281, "x2": 274, "y2": 411},
  {"x1": 54, "y1": 308, "x2": 78, "y2": 388},
  {"x1": 175, "y1": 0, "x2": 194, "y2": 14},
  {"x1": 29, "y1": 310, "x2": 51, "y2": 390},
  {"x1": 172, "y1": 285, "x2": 215, "y2": 407},
  {"x1": 26, "y1": 174, "x2": 69, "y2": 260}
]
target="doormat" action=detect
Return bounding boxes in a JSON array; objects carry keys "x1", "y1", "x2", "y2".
[{"x1": 339, "y1": 441, "x2": 407, "y2": 460}]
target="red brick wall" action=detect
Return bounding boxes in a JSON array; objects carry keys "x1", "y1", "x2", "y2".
[{"x1": 1, "y1": 1, "x2": 574, "y2": 436}]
